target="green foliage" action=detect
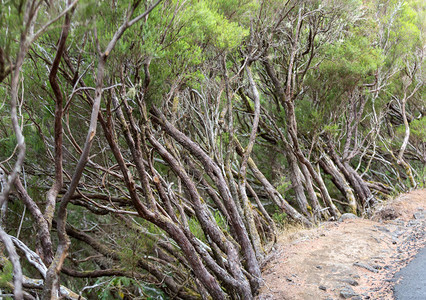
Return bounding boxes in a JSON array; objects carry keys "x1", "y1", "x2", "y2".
[
  {"x1": 117, "y1": 228, "x2": 157, "y2": 271},
  {"x1": 0, "y1": 1, "x2": 23, "y2": 58},
  {"x1": 380, "y1": 0, "x2": 423, "y2": 59},
  {"x1": 272, "y1": 211, "x2": 288, "y2": 228},
  {"x1": 213, "y1": 210, "x2": 229, "y2": 231},
  {"x1": 410, "y1": 117, "x2": 426, "y2": 142},
  {"x1": 415, "y1": 165, "x2": 426, "y2": 188},
  {"x1": 127, "y1": 0, "x2": 250, "y2": 104},
  {"x1": 295, "y1": 98, "x2": 321, "y2": 135},
  {"x1": 395, "y1": 117, "x2": 426, "y2": 151},
  {"x1": 0, "y1": 260, "x2": 13, "y2": 289},
  {"x1": 320, "y1": 33, "x2": 383, "y2": 90},
  {"x1": 184, "y1": 1, "x2": 249, "y2": 50},
  {"x1": 0, "y1": 130, "x2": 16, "y2": 159},
  {"x1": 210, "y1": 0, "x2": 259, "y2": 22},
  {"x1": 220, "y1": 132, "x2": 230, "y2": 145},
  {"x1": 24, "y1": 124, "x2": 46, "y2": 158},
  {"x1": 95, "y1": 276, "x2": 167, "y2": 300},
  {"x1": 277, "y1": 177, "x2": 291, "y2": 197},
  {"x1": 188, "y1": 217, "x2": 206, "y2": 242},
  {"x1": 323, "y1": 124, "x2": 340, "y2": 137}
]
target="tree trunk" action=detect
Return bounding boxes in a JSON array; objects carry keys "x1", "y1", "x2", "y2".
[
  {"x1": 326, "y1": 142, "x2": 375, "y2": 211},
  {"x1": 287, "y1": 149, "x2": 311, "y2": 217},
  {"x1": 286, "y1": 103, "x2": 340, "y2": 220},
  {"x1": 234, "y1": 139, "x2": 313, "y2": 228},
  {"x1": 100, "y1": 114, "x2": 228, "y2": 300},
  {"x1": 319, "y1": 153, "x2": 358, "y2": 214},
  {"x1": 299, "y1": 163, "x2": 324, "y2": 220}
]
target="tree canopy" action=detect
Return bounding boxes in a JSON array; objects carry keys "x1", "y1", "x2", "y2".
[{"x1": 0, "y1": 0, "x2": 424, "y2": 299}]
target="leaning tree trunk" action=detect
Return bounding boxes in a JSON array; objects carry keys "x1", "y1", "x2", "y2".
[
  {"x1": 151, "y1": 107, "x2": 262, "y2": 292},
  {"x1": 319, "y1": 152, "x2": 358, "y2": 214},
  {"x1": 286, "y1": 149, "x2": 311, "y2": 218},
  {"x1": 325, "y1": 141, "x2": 375, "y2": 212},
  {"x1": 100, "y1": 112, "x2": 229, "y2": 299},
  {"x1": 277, "y1": 121, "x2": 321, "y2": 221},
  {"x1": 299, "y1": 163, "x2": 324, "y2": 221},
  {"x1": 234, "y1": 139, "x2": 313, "y2": 228},
  {"x1": 237, "y1": 66, "x2": 266, "y2": 261},
  {"x1": 286, "y1": 103, "x2": 340, "y2": 220}
]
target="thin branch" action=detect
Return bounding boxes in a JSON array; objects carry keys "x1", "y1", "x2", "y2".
[
  {"x1": 29, "y1": 0, "x2": 79, "y2": 45},
  {"x1": 0, "y1": 226, "x2": 23, "y2": 300}
]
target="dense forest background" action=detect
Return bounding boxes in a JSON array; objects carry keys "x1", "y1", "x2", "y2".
[{"x1": 0, "y1": 0, "x2": 424, "y2": 299}]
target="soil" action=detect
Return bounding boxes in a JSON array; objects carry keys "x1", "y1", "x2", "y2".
[{"x1": 257, "y1": 189, "x2": 426, "y2": 300}]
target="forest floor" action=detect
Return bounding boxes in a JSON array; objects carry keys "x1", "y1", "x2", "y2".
[{"x1": 257, "y1": 189, "x2": 426, "y2": 300}]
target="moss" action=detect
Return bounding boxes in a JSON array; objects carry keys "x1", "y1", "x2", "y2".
[{"x1": 0, "y1": 260, "x2": 13, "y2": 290}]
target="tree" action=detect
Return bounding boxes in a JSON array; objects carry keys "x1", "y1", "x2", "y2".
[{"x1": 0, "y1": 0, "x2": 424, "y2": 299}]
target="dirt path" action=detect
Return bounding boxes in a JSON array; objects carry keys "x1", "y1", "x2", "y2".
[{"x1": 257, "y1": 189, "x2": 426, "y2": 300}]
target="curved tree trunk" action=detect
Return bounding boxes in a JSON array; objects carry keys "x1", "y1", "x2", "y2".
[
  {"x1": 299, "y1": 163, "x2": 324, "y2": 220},
  {"x1": 100, "y1": 113, "x2": 228, "y2": 300},
  {"x1": 151, "y1": 107, "x2": 262, "y2": 293},
  {"x1": 286, "y1": 103, "x2": 340, "y2": 220},
  {"x1": 237, "y1": 66, "x2": 267, "y2": 261},
  {"x1": 319, "y1": 153, "x2": 358, "y2": 214},
  {"x1": 234, "y1": 139, "x2": 313, "y2": 228},
  {"x1": 326, "y1": 142, "x2": 375, "y2": 211},
  {"x1": 287, "y1": 149, "x2": 311, "y2": 217},
  {"x1": 148, "y1": 134, "x2": 253, "y2": 298}
]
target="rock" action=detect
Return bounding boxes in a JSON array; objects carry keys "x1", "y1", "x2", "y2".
[
  {"x1": 353, "y1": 262, "x2": 379, "y2": 273},
  {"x1": 408, "y1": 220, "x2": 419, "y2": 226},
  {"x1": 375, "y1": 225, "x2": 390, "y2": 233},
  {"x1": 340, "y1": 278, "x2": 359, "y2": 286},
  {"x1": 339, "y1": 213, "x2": 359, "y2": 222},
  {"x1": 319, "y1": 285, "x2": 327, "y2": 291},
  {"x1": 375, "y1": 207, "x2": 400, "y2": 221},
  {"x1": 385, "y1": 277, "x2": 397, "y2": 283},
  {"x1": 373, "y1": 237, "x2": 382, "y2": 243},
  {"x1": 316, "y1": 265, "x2": 323, "y2": 269},
  {"x1": 413, "y1": 212, "x2": 424, "y2": 219},
  {"x1": 392, "y1": 230, "x2": 405, "y2": 238},
  {"x1": 340, "y1": 287, "x2": 359, "y2": 299}
]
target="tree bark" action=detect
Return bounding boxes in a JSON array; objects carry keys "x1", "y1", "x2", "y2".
[
  {"x1": 299, "y1": 163, "x2": 323, "y2": 220},
  {"x1": 238, "y1": 66, "x2": 265, "y2": 261},
  {"x1": 44, "y1": 3, "x2": 164, "y2": 298},
  {"x1": 14, "y1": 178, "x2": 53, "y2": 267},
  {"x1": 286, "y1": 149, "x2": 311, "y2": 217},
  {"x1": 148, "y1": 134, "x2": 253, "y2": 298},
  {"x1": 234, "y1": 139, "x2": 313, "y2": 228},
  {"x1": 151, "y1": 107, "x2": 262, "y2": 292},
  {"x1": 100, "y1": 111, "x2": 227, "y2": 299},
  {"x1": 319, "y1": 153, "x2": 358, "y2": 214},
  {"x1": 0, "y1": 226, "x2": 23, "y2": 300},
  {"x1": 326, "y1": 142, "x2": 375, "y2": 211},
  {"x1": 45, "y1": 3, "x2": 74, "y2": 240}
]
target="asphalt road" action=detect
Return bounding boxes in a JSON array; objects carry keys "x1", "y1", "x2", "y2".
[{"x1": 394, "y1": 245, "x2": 426, "y2": 300}]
